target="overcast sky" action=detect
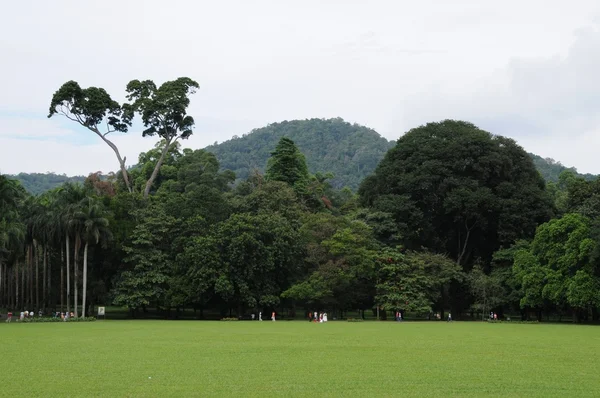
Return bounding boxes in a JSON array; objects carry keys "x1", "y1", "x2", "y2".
[{"x1": 1, "y1": 0, "x2": 600, "y2": 176}]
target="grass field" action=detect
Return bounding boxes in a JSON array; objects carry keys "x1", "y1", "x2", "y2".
[{"x1": 1, "y1": 321, "x2": 599, "y2": 397}]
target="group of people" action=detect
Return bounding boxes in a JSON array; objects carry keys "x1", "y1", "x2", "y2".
[
  {"x1": 250, "y1": 311, "x2": 277, "y2": 321},
  {"x1": 308, "y1": 311, "x2": 328, "y2": 323},
  {"x1": 4, "y1": 310, "x2": 76, "y2": 322},
  {"x1": 4, "y1": 310, "x2": 42, "y2": 322}
]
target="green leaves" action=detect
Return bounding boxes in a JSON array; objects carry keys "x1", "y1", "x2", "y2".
[
  {"x1": 48, "y1": 80, "x2": 131, "y2": 132},
  {"x1": 125, "y1": 77, "x2": 199, "y2": 141},
  {"x1": 375, "y1": 248, "x2": 461, "y2": 314},
  {"x1": 360, "y1": 119, "x2": 553, "y2": 270},
  {"x1": 513, "y1": 213, "x2": 600, "y2": 316}
]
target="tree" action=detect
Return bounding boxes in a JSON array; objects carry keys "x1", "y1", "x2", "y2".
[
  {"x1": 48, "y1": 81, "x2": 133, "y2": 193},
  {"x1": 265, "y1": 137, "x2": 310, "y2": 192},
  {"x1": 125, "y1": 77, "x2": 200, "y2": 198},
  {"x1": 74, "y1": 197, "x2": 110, "y2": 318},
  {"x1": 375, "y1": 248, "x2": 462, "y2": 316},
  {"x1": 513, "y1": 213, "x2": 599, "y2": 322},
  {"x1": 359, "y1": 120, "x2": 553, "y2": 269},
  {"x1": 112, "y1": 205, "x2": 176, "y2": 313},
  {"x1": 187, "y1": 213, "x2": 302, "y2": 315}
]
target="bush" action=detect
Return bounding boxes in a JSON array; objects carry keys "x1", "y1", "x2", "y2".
[
  {"x1": 347, "y1": 318, "x2": 364, "y2": 322},
  {"x1": 19, "y1": 317, "x2": 97, "y2": 323},
  {"x1": 220, "y1": 317, "x2": 239, "y2": 321}
]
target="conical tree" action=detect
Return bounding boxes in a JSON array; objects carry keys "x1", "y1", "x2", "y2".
[{"x1": 265, "y1": 137, "x2": 310, "y2": 191}]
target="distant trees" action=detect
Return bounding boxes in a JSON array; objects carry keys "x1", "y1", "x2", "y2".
[{"x1": 6, "y1": 112, "x2": 600, "y2": 323}]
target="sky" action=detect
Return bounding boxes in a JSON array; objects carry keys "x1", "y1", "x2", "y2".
[{"x1": 1, "y1": 0, "x2": 600, "y2": 176}]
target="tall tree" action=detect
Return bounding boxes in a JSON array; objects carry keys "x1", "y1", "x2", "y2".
[
  {"x1": 48, "y1": 81, "x2": 133, "y2": 193},
  {"x1": 359, "y1": 120, "x2": 553, "y2": 268},
  {"x1": 125, "y1": 77, "x2": 200, "y2": 198},
  {"x1": 74, "y1": 197, "x2": 110, "y2": 318},
  {"x1": 265, "y1": 137, "x2": 310, "y2": 192}
]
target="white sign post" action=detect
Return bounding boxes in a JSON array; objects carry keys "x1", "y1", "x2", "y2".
[{"x1": 98, "y1": 306, "x2": 105, "y2": 320}]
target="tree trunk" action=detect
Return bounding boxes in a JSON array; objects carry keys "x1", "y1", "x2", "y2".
[
  {"x1": 21, "y1": 261, "x2": 25, "y2": 310},
  {"x1": 90, "y1": 126, "x2": 133, "y2": 194},
  {"x1": 0, "y1": 260, "x2": 3, "y2": 308},
  {"x1": 15, "y1": 262, "x2": 19, "y2": 310},
  {"x1": 60, "y1": 245, "x2": 65, "y2": 312},
  {"x1": 47, "y1": 248, "x2": 51, "y2": 310},
  {"x1": 28, "y1": 244, "x2": 33, "y2": 308},
  {"x1": 143, "y1": 137, "x2": 173, "y2": 198},
  {"x1": 82, "y1": 242, "x2": 88, "y2": 318},
  {"x1": 43, "y1": 246, "x2": 47, "y2": 310},
  {"x1": 35, "y1": 242, "x2": 39, "y2": 311},
  {"x1": 66, "y1": 234, "x2": 70, "y2": 314},
  {"x1": 74, "y1": 233, "x2": 80, "y2": 317}
]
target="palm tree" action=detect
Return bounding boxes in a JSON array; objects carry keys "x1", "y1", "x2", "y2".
[
  {"x1": 58, "y1": 183, "x2": 86, "y2": 316},
  {"x1": 0, "y1": 175, "x2": 25, "y2": 310},
  {"x1": 74, "y1": 197, "x2": 110, "y2": 318}
]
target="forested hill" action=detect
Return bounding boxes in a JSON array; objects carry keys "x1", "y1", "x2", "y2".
[
  {"x1": 8, "y1": 173, "x2": 86, "y2": 195},
  {"x1": 528, "y1": 153, "x2": 596, "y2": 182},
  {"x1": 204, "y1": 118, "x2": 395, "y2": 190},
  {"x1": 206, "y1": 118, "x2": 596, "y2": 189},
  {"x1": 7, "y1": 119, "x2": 596, "y2": 194}
]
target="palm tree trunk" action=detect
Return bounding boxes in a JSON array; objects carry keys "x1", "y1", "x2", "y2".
[
  {"x1": 61, "y1": 247, "x2": 64, "y2": 312},
  {"x1": 74, "y1": 233, "x2": 80, "y2": 317},
  {"x1": 82, "y1": 242, "x2": 88, "y2": 318},
  {"x1": 15, "y1": 262, "x2": 19, "y2": 310},
  {"x1": 66, "y1": 233, "x2": 70, "y2": 314},
  {"x1": 21, "y1": 260, "x2": 25, "y2": 310},
  {"x1": 47, "y1": 248, "x2": 51, "y2": 310},
  {"x1": 0, "y1": 260, "x2": 3, "y2": 308},
  {"x1": 43, "y1": 246, "x2": 47, "y2": 310},
  {"x1": 36, "y1": 242, "x2": 40, "y2": 311},
  {"x1": 29, "y1": 244, "x2": 33, "y2": 308}
]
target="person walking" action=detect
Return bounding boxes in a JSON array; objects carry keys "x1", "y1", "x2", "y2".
[
  {"x1": 6, "y1": 311, "x2": 12, "y2": 323},
  {"x1": 271, "y1": 311, "x2": 276, "y2": 321}
]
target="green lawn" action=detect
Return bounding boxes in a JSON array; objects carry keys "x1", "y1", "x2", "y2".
[{"x1": 1, "y1": 321, "x2": 598, "y2": 397}]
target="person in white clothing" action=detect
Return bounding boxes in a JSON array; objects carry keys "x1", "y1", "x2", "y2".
[
  {"x1": 259, "y1": 312, "x2": 262, "y2": 321},
  {"x1": 323, "y1": 312, "x2": 328, "y2": 322}
]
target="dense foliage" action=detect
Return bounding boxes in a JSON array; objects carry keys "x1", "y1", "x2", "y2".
[
  {"x1": 3, "y1": 107, "x2": 600, "y2": 323},
  {"x1": 205, "y1": 118, "x2": 395, "y2": 190},
  {"x1": 529, "y1": 153, "x2": 596, "y2": 183},
  {"x1": 7, "y1": 173, "x2": 85, "y2": 195}
]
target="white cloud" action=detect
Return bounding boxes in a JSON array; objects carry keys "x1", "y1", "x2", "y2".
[{"x1": 1, "y1": 0, "x2": 600, "y2": 175}]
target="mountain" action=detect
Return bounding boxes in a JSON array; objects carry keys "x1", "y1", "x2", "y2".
[
  {"x1": 7, "y1": 173, "x2": 86, "y2": 195},
  {"x1": 528, "y1": 153, "x2": 596, "y2": 183},
  {"x1": 205, "y1": 118, "x2": 395, "y2": 190},
  {"x1": 7, "y1": 118, "x2": 597, "y2": 194}
]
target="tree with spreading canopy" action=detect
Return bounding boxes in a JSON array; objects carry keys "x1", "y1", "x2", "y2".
[
  {"x1": 125, "y1": 77, "x2": 199, "y2": 198},
  {"x1": 48, "y1": 81, "x2": 134, "y2": 193},
  {"x1": 359, "y1": 120, "x2": 553, "y2": 269}
]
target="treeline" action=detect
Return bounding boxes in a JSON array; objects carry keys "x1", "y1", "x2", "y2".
[
  {"x1": 2, "y1": 120, "x2": 599, "y2": 322},
  {"x1": 2, "y1": 76, "x2": 599, "y2": 322},
  {"x1": 8, "y1": 173, "x2": 86, "y2": 195}
]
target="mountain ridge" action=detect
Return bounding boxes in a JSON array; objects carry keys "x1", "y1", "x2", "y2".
[{"x1": 6, "y1": 118, "x2": 595, "y2": 194}]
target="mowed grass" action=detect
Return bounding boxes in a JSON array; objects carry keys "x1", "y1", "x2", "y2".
[{"x1": 1, "y1": 321, "x2": 599, "y2": 397}]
